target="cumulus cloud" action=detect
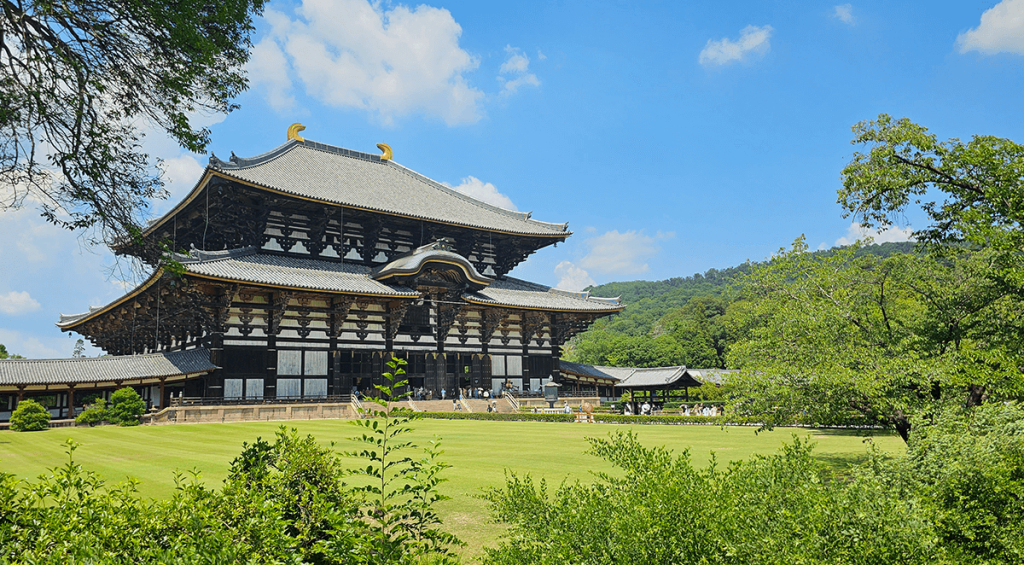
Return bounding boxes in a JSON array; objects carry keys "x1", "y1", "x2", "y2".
[
  {"x1": 159, "y1": 154, "x2": 205, "y2": 202},
  {"x1": 554, "y1": 261, "x2": 597, "y2": 291},
  {"x1": 699, "y1": 24, "x2": 774, "y2": 66},
  {"x1": 0, "y1": 328, "x2": 67, "y2": 358},
  {"x1": 958, "y1": 0, "x2": 1024, "y2": 55},
  {"x1": 247, "y1": 38, "x2": 296, "y2": 110},
  {"x1": 0, "y1": 291, "x2": 41, "y2": 315},
  {"x1": 834, "y1": 222, "x2": 915, "y2": 247},
  {"x1": 498, "y1": 45, "x2": 540, "y2": 96},
  {"x1": 446, "y1": 176, "x2": 517, "y2": 211},
  {"x1": 248, "y1": 0, "x2": 484, "y2": 125},
  {"x1": 833, "y1": 4, "x2": 856, "y2": 25},
  {"x1": 579, "y1": 230, "x2": 672, "y2": 275}
]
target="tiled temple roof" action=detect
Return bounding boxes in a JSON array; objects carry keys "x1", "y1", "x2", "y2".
[
  {"x1": 464, "y1": 277, "x2": 623, "y2": 312},
  {"x1": 614, "y1": 366, "x2": 697, "y2": 388},
  {"x1": 181, "y1": 248, "x2": 420, "y2": 298},
  {"x1": 0, "y1": 348, "x2": 216, "y2": 386},
  {"x1": 183, "y1": 140, "x2": 570, "y2": 237},
  {"x1": 558, "y1": 361, "x2": 631, "y2": 381},
  {"x1": 58, "y1": 248, "x2": 622, "y2": 328},
  {"x1": 559, "y1": 362, "x2": 712, "y2": 388}
]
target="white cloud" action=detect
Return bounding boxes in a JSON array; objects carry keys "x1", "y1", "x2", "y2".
[
  {"x1": 249, "y1": 0, "x2": 484, "y2": 125},
  {"x1": 159, "y1": 154, "x2": 205, "y2": 202},
  {"x1": 0, "y1": 291, "x2": 41, "y2": 315},
  {"x1": 578, "y1": 230, "x2": 673, "y2": 275},
  {"x1": 554, "y1": 261, "x2": 596, "y2": 291},
  {"x1": 958, "y1": 0, "x2": 1024, "y2": 55},
  {"x1": 0, "y1": 328, "x2": 68, "y2": 359},
  {"x1": 500, "y1": 46, "x2": 530, "y2": 74},
  {"x1": 536, "y1": 49, "x2": 547, "y2": 61},
  {"x1": 699, "y1": 24, "x2": 774, "y2": 67},
  {"x1": 833, "y1": 4, "x2": 856, "y2": 25},
  {"x1": 247, "y1": 38, "x2": 296, "y2": 111},
  {"x1": 446, "y1": 176, "x2": 518, "y2": 211},
  {"x1": 834, "y1": 222, "x2": 915, "y2": 247},
  {"x1": 498, "y1": 45, "x2": 541, "y2": 96}
]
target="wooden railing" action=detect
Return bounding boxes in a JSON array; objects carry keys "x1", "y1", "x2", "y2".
[{"x1": 503, "y1": 391, "x2": 520, "y2": 412}]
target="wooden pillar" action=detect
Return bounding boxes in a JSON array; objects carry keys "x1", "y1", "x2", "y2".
[
  {"x1": 17, "y1": 385, "x2": 25, "y2": 404},
  {"x1": 158, "y1": 378, "x2": 166, "y2": 409},
  {"x1": 385, "y1": 303, "x2": 394, "y2": 354},
  {"x1": 67, "y1": 385, "x2": 75, "y2": 420},
  {"x1": 521, "y1": 341, "x2": 530, "y2": 385}
]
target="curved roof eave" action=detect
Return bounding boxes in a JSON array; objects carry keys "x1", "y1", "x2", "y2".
[{"x1": 57, "y1": 268, "x2": 167, "y2": 330}]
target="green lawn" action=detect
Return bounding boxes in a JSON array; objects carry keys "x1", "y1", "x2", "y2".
[{"x1": 0, "y1": 420, "x2": 905, "y2": 560}]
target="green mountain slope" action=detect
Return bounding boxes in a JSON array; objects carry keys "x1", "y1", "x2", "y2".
[{"x1": 566, "y1": 241, "x2": 916, "y2": 368}]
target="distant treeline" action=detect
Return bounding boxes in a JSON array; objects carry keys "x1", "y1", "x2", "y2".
[{"x1": 565, "y1": 241, "x2": 917, "y2": 368}]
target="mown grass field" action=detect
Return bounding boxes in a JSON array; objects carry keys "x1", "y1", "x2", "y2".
[{"x1": 0, "y1": 419, "x2": 905, "y2": 560}]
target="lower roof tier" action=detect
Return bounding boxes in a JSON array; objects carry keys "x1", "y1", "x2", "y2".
[
  {"x1": 0, "y1": 348, "x2": 216, "y2": 390},
  {"x1": 56, "y1": 247, "x2": 623, "y2": 356},
  {"x1": 60, "y1": 247, "x2": 622, "y2": 330}
]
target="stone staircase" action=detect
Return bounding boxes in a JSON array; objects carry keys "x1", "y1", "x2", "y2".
[
  {"x1": 406, "y1": 397, "x2": 516, "y2": 414},
  {"x1": 462, "y1": 398, "x2": 514, "y2": 414}
]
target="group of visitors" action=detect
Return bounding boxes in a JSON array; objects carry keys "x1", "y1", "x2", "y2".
[
  {"x1": 682, "y1": 403, "x2": 721, "y2": 417},
  {"x1": 412, "y1": 386, "x2": 494, "y2": 403},
  {"x1": 622, "y1": 401, "x2": 656, "y2": 416}
]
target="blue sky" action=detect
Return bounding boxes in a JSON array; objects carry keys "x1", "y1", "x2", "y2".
[{"x1": 2, "y1": 0, "x2": 1024, "y2": 358}]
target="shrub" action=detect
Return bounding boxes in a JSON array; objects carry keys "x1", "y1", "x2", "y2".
[
  {"x1": 108, "y1": 387, "x2": 146, "y2": 426},
  {"x1": 876, "y1": 402, "x2": 1024, "y2": 563},
  {"x1": 75, "y1": 399, "x2": 109, "y2": 426},
  {"x1": 483, "y1": 432, "x2": 942, "y2": 565},
  {"x1": 9, "y1": 399, "x2": 50, "y2": 431}
]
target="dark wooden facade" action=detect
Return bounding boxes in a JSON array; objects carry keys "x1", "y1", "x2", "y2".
[{"x1": 60, "y1": 134, "x2": 621, "y2": 402}]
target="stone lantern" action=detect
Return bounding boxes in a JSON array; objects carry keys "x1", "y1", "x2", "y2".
[{"x1": 543, "y1": 378, "x2": 561, "y2": 409}]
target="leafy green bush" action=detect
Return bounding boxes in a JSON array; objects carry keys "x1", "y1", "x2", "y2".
[
  {"x1": 875, "y1": 403, "x2": 1024, "y2": 563},
  {"x1": 108, "y1": 387, "x2": 146, "y2": 426},
  {"x1": 75, "y1": 399, "x2": 109, "y2": 426},
  {"x1": 9, "y1": 399, "x2": 50, "y2": 431},
  {"x1": 219, "y1": 427, "x2": 361, "y2": 563},
  {"x1": 483, "y1": 432, "x2": 942, "y2": 565}
]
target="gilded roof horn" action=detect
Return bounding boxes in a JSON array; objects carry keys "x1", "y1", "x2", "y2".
[
  {"x1": 377, "y1": 143, "x2": 392, "y2": 161},
  {"x1": 287, "y1": 123, "x2": 306, "y2": 142}
]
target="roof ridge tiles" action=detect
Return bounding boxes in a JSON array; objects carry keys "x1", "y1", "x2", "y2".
[
  {"x1": 174, "y1": 246, "x2": 259, "y2": 264},
  {"x1": 210, "y1": 137, "x2": 570, "y2": 234},
  {"x1": 209, "y1": 139, "x2": 302, "y2": 170}
]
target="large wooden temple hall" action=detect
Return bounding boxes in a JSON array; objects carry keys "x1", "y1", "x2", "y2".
[{"x1": 0, "y1": 126, "x2": 623, "y2": 418}]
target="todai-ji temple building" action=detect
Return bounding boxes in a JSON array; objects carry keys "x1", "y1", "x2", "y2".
[{"x1": 1, "y1": 126, "x2": 624, "y2": 417}]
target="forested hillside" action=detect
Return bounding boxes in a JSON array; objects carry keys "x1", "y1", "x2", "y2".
[{"x1": 565, "y1": 241, "x2": 916, "y2": 368}]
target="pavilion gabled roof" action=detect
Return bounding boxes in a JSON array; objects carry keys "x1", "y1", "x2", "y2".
[
  {"x1": 144, "y1": 138, "x2": 571, "y2": 240},
  {"x1": 559, "y1": 362, "x2": 709, "y2": 388}
]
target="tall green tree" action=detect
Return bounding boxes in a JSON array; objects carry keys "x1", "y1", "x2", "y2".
[
  {"x1": 839, "y1": 114, "x2": 1024, "y2": 289},
  {"x1": 0, "y1": 0, "x2": 265, "y2": 245},
  {"x1": 728, "y1": 239, "x2": 1024, "y2": 441}
]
